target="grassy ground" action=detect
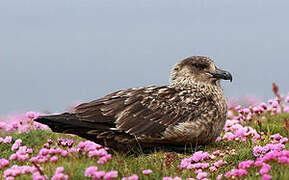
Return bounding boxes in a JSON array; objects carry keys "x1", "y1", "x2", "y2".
[{"x1": 1, "y1": 110, "x2": 289, "y2": 179}]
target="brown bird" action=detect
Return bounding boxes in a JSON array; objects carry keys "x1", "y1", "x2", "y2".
[{"x1": 35, "y1": 56, "x2": 232, "y2": 151}]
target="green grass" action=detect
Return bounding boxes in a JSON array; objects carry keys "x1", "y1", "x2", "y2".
[{"x1": 1, "y1": 112, "x2": 289, "y2": 180}]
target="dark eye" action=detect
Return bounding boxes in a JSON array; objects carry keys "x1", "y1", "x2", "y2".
[{"x1": 192, "y1": 63, "x2": 207, "y2": 70}]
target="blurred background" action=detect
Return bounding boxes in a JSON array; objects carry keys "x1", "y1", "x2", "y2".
[{"x1": 0, "y1": 0, "x2": 289, "y2": 115}]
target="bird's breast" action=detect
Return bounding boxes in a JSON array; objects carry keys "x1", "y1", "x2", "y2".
[{"x1": 162, "y1": 90, "x2": 227, "y2": 144}]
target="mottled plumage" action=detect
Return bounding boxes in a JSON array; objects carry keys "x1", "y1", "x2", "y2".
[{"x1": 35, "y1": 56, "x2": 232, "y2": 151}]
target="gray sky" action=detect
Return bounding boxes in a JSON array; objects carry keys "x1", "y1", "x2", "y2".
[{"x1": 1, "y1": 0, "x2": 289, "y2": 115}]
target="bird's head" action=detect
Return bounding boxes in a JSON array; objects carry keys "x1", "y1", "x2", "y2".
[{"x1": 170, "y1": 56, "x2": 232, "y2": 88}]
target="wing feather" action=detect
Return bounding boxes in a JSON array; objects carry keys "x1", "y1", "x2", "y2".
[{"x1": 73, "y1": 86, "x2": 207, "y2": 138}]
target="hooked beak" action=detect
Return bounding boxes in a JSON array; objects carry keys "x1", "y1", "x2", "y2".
[{"x1": 209, "y1": 67, "x2": 232, "y2": 82}]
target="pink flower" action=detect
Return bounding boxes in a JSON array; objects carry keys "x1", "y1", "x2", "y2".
[
  {"x1": 173, "y1": 177, "x2": 182, "y2": 180},
  {"x1": 253, "y1": 107, "x2": 260, "y2": 114},
  {"x1": 57, "y1": 138, "x2": 74, "y2": 148},
  {"x1": 51, "y1": 167, "x2": 68, "y2": 180},
  {"x1": 236, "y1": 169, "x2": 247, "y2": 176},
  {"x1": 30, "y1": 157, "x2": 38, "y2": 163},
  {"x1": 27, "y1": 148, "x2": 33, "y2": 154},
  {"x1": 216, "y1": 174, "x2": 223, "y2": 180},
  {"x1": 122, "y1": 174, "x2": 138, "y2": 180},
  {"x1": 78, "y1": 141, "x2": 86, "y2": 149},
  {"x1": 260, "y1": 103, "x2": 267, "y2": 109},
  {"x1": 196, "y1": 172, "x2": 207, "y2": 179},
  {"x1": 0, "y1": 158, "x2": 10, "y2": 169},
  {"x1": 162, "y1": 178, "x2": 173, "y2": 180},
  {"x1": 285, "y1": 95, "x2": 289, "y2": 103},
  {"x1": 271, "y1": 101, "x2": 279, "y2": 108},
  {"x1": 4, "y1": 136, "x2": 12, "y2": 143},
  {"x1": 11, "y1": 139, "x2": 22, "y2": 151},
  {"x1": 238, "y1": 160, "x2": 254, "y2": 169},
  {"x1": 97, "y1": 156, "x2": 108, "y2": 164},
  {"x1": 225, "y1": 169, "x2": 247, "y2": 178},
  {"x1": 215, "y1": 137, "x2": 222, "y2": 142},
  {"x1": 56, "y1": 167, "x2": 64, "y2": 174},
  {"x1": 214, "y1": 160, "x2": 225, "y2": 168},
  {"x1": 47, "y1": 139, "x2": 53, "y2": 144},
  {"x1": 224, "y1": 171, "x2": 232, "y2": 178},
  {"x1": 93, "y1": 171, "x2": 106, "y2": 179},
  {"x1": 193, "y1": 163, "x2": 210, "y2": 169},
  {"x1": 105, "y1": 154, "x2": 112, "y2": 161},
  {"x1": 270, "y1": 133, "x2": 282, "y2": 141},
  {"x1": 263, "y1": 151, "x2": 278, "y2": 161},
  {"x1": 227, "y1": 110, "x2": 234, "y2": 119},
  {"x1": 61, "y1": 150, "x2": 68, "y2": 157},
  {"x1": 39, "y1": 148, "x2": 49, "y2": 156},
  {"x1": 210, "y1": 155, "x2": 216, "y2": 159},
  {"x1": 235, "y1": 128, "x2": 247, "y2": 138},
  {"x1": 278, "y1": 156, "x2": 289, "y2": 163},
  {"x1": 104, "y1": 171, "x2": 118, "y2": 179},
  {"x1": 280, "y1": 138, "x2": 288, "y2": 144},
  {"x1": 142, "y1": 169, "x2": 152, "y2": 175},
  {"x1": 9, "y1": 154, "x2": 18, "y2": 161},
  {"x1": 195, "y1": 169, "x2": 203, "y2": 174},
  {"x1": 26, "y1": 111, "x2": 40, "y2": 120},
  {"x1": 0, "y1": 122, "x2": 6, "y2": 129},
  {"x1": 82, "y1": 141, "x2": 102, "y2": 151},
  {"x1": 4, "y1": 165, "x2": 35, "y2": 179},
  {"x1": 88, "y1": 148, "x2": 108, "y2": 157},
  {"x1": 243, "y1": 108, "x2": 250, "y2": 114},
  {"x1": 253, "y1": 145, "x2": 265, "y2": 157},
  {"x1": 43, "y1": 143, "x2": 50, "y2": 149},
  {"x1": 235, "y1": 105, "x2": 242, "y2": 111},
  {"x1": 260, "y1": 164, "x2": 271, "y2": 175},
  {"x1": 262, "y1": 174, "x2": 272, "y2": 180},
  {"x1": 51, "y1": 174, "x2": 68, "y2": 180},
  {"x1": 209, "y1": 166, "x2": 217, "y2": 172},
  {"x1": 18, "y1": 154, "x2": 29, "y2": 161},
  {"x1": 50, "y1": 156, "x2": 59, "y2": 162},
  {"x1": 68, "y1": 148, "x2": 77, "y2": 153},
  {"x1": 84, "y1": 166, "x2": 98, "y2": 177},
  {"x1": 55, "y1": 148, "x2": 62, "y2": 154},
  {"x1": 37, "y1": 156, "x2": 49, "y2": 163},
  {"x1": 191, "y1": 151, "x2": 210, "y2": 162},
  {"x1": 33, "y1": 174, "x2": 47, "y2": 180},
  {"x1": 223, "y1": 132, "x2": 235, "y2": 141}
]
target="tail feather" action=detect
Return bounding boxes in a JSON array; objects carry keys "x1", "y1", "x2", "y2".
[
  {"x1": 35, "y1": 113, "x2": 139, "y2": 150},
  {"x1": 35, "y1": 113, "x2": 113, "y2": 135}
]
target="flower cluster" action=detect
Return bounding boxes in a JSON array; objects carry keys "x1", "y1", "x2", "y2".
[
  {"x1": 0, "y1": 135, "x2": 118, "y2": 180},
  {"x1": 122, "y1": 174, "x2": 139, "y2": 180},
  {"x1": 3, "y1": 165, "x2": 47, "y2": 180},
  {"x1": 0, "y1": 158, "x2": 9, "y2": 170},
  {"x1": 220, "y1": 119, "x2": 261, "y2": 143},
  {"x1": 0, "y1": 112, "x2": 48, "y2": 134},
  {"x1": 51, "y1": 167, "x2": 69, "y2": 180},
  {"x1": 84, "y1": 166, "x2": 118, "y2": 179},
  {"x1": 179, "y1": 150, "x2": 229, "y2": 179},
  {"x1": 0, "y1": 136, "x2": 12, "y2": 144},
  {"x1": 57, "y1": 138, "x2": 74, "y2": 148},
  {"x1": 10, "y1": 145, "x2": 32, "y2": 162},
  {"x1": 223, "y1": 149, "x2": 289, "y2": 180}
]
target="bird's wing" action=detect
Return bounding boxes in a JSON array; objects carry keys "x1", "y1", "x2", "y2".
[{"x1": 74, "y1": 86, "x2": 208, "y2": 138}]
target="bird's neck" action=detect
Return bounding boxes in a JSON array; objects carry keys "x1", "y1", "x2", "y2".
[
  {"x1": 170, "y1": 77, "x2": 226, "y2": 102},
  {"x1": 170, "y1": 77, "x2": 222, "y2": 91}
]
